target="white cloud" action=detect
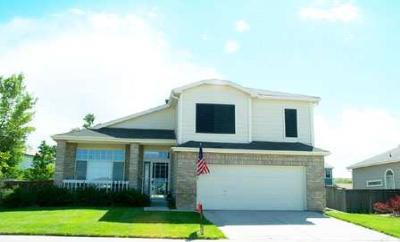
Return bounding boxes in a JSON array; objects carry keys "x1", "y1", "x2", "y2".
[
  {"x1": 299, "y1": 2, "x2": 360, "y2": 22},
  {"x1": 68, "y1": 8, "x2": 86, "y2": 15},
  {"x1": 224, "y1": 40, "x2": 240, "y2": 54},
  {"x1": 315, "y1": 108, "x2": 400, "y2": 178},
  {"x1": 235, "y1": 20, "x2": 250, "y2": 32},
  {"x1": 0, "y1": 11, "x2": 221, "y2": 148}
]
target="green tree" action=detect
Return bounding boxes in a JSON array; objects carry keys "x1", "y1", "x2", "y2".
[
  {"x1": 0, "y1": 74, "x2": 36, "y2": 178},
  {"x1": 83, "y1": 113, "x2": 95, "y2": 128},
  {"x1": 25, "y1": 141, "x2": 56, "y2": 180}
]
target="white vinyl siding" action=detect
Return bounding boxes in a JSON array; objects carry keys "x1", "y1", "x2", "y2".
[
  {"x1": 179, "y1": 84, "x2": 249, "y2": 143},
  {"x1": 251, "y1": 99, "x2": 313, "y2": 145},
  {"x1": 197, "y1": 165, "x2": 306, "y2": 210},
  {"x1": 110, "y1": 107, "x2": 176, "y2": 129}
]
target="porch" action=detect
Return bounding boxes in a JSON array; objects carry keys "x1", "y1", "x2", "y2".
[{"x1": 55, "y1": 141, "x2": 173, "y2": 200}]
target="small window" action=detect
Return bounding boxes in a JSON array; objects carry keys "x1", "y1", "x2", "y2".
[
  {"x1": 196, "y1": 103, "x2": 235, "y2": 134},
  {"x1": 366, "y1": 179, "x2": 383, "y2": 187},
  {"x1": 385, "y1": 169, "x2": 395, "y2": 189},
  {"x1": 144, "y1": 151, "x2": 169, "y2": 160},
  {"x1": 285, "y1": 109, "x2": 298, "y2": 138},
  {"x1": 325, "y1": 169, "x2": 332, "y2": 179}
]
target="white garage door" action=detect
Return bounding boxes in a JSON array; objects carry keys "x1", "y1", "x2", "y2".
[{"x1": 197, "y1": 165, "x2": 306, "y2": 210}]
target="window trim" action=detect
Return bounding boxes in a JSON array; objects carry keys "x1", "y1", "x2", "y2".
[
  {"x1": 195, "y1": 103, "x2": 236, "y2": 134},
  {"x1": 283, "y1": 108, "x2": 298, "y2": 139},
  {"x1": 384, "y1": 169, "x2": 395, "y2": 189},
  {"x1": 366, "y1": 179, "x2": 383, "y2": 188}
]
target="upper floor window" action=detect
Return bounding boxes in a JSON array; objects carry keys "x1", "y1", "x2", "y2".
[
  {"x1": 284, "y1": 108, "x2": 298, "y2": 138},
  {"x1": 196, "y1": 103, "x2": 235, "y2": 134}
]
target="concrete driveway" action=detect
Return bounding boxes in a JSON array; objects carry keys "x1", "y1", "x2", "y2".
[{"x1": 204, "y1": 210, "x2": 399, "y2": 242}]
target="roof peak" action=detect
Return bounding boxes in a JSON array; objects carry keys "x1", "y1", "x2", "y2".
[{"x1": 172, "y1": 79, "x2": 320, "y2": 103}]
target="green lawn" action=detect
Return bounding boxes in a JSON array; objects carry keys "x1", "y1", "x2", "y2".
[
  {"x1": 326, "y1": 210, "x2": 400, "y2": 238},
  {"x1": 0, "y1": 207, "x2": 225, "y2": 239}
]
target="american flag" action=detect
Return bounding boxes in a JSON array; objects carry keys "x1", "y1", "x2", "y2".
[{"x1": 197, "y1": 144, "x2": 210, "y2": 176}]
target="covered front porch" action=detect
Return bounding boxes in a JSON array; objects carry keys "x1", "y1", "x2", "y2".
[{"x1": 55, "y1": 141, "x2": 173, "y2": 197}]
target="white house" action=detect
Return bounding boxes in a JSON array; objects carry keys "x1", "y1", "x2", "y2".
[{"x1": 53, "y1": 79, "x2": 329, "y2": 211}]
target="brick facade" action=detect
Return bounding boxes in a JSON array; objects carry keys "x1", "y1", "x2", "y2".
[
  {"x1": 127, "y1": 143, "x2": 141, "y2": 189},
  {"x1": 171, "y1": 151, "x2": 326, "y2": 211}
]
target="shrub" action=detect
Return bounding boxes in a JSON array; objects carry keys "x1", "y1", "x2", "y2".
[
  {"x1": 1, "y1": 184, "x2": 150, "y2": 208},
  {"x1": 388, "y1": 195, "x2": 400, "y2": 216},
  {"x1": 373, "y1": 195, "x2": 400, "y2": 216},
  {"x1": 373, "y1": 202, "x2": 391, "y2": 214}
]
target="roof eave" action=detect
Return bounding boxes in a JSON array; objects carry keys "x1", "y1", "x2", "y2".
[
  {"x1": 171, "y1": 146, "x2": 330, "y2": 156},
  {"x1": 347, "y1": 159, "x2": 400, "y2": 170},
  {"x1": 51, "y1": 135, "x2": 176, "y2": 145}
]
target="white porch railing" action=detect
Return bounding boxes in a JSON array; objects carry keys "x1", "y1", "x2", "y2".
[{"x1": 62, "y1": 180, "x2": 129, "y2": 192}]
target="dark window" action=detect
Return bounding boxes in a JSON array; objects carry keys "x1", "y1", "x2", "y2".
[
  {"x1": 285, "y1": 109, "x2": 298, "y2": 138},
  {"x1": 196, "y1": 104, "x2": 235, "y2": 134},
  {"x1": 112, "y1": 162, "x2": 124, "y2": 181},
  {"x1": 75, "y1": 160, "x2": 87, "y2": 180}
]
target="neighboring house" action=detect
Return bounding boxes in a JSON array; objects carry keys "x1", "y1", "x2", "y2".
[
  {"x1": 20, "y1": 153, "x2": 35, "y2": 170},
  {"x1": 348, "y1": 145, "x2": 400, "y2": 190},
  {"x1": 52, "y1": 79, "x2": 329, "y2": 211},
  {"x1": 325, "y1": 163, "x2": 334, "y2": 186}
]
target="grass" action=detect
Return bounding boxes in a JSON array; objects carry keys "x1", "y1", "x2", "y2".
[
  {"x1": 0, "y1": 207, "x2": 225, "y2": 239},
  {"x1": 326, "y1": 210, "x2": 400, "y2": 238}
]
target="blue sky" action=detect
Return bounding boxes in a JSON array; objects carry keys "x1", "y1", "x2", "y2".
[{"x1": 0, "y1": 1, "x2": 399, "y2": 177}]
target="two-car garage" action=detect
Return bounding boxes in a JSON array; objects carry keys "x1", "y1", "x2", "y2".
[{"x1": 197, "y1": 165, "x2": 306, "y2": 210}]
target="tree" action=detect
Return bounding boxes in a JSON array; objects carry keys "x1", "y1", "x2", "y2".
[
  {"x1": 24, "y1": 141, "x2": 56, "y2": 180},
  {"x1": 83, "y1": 113, "x2": 95, "y2": 128},
  {"x1": 0, "y1": 74, "x2": 36, "y2": 178}
]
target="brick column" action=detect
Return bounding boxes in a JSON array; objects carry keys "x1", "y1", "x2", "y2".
[
  {"x1": 127, "y1": 143, "x2": 140, "y2": 189},
  {"x1": 54, "y1": 141, "x2": 77, "y2": 185},
  {"x1": 54, "y1": 141, "x2": 66, "y2": 185},
  {"x1": 306, "y1": 156, "x2": 326, "y2": 211}
]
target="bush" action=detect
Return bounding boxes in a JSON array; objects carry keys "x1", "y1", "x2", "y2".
[
  {"x1": 1, "y1": 184, "x2": 150, "y2": 208},
  {"x1": 373, "y1": 195, "x2": 400, "y2": 216}
]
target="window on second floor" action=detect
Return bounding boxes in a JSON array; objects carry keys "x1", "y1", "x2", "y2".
[
  {"x1": 196, "y1": 103, "x2": 235, "y2": 134},
  {"x1": 284, "y1": 108, "x2": 298, "y2": 138}
]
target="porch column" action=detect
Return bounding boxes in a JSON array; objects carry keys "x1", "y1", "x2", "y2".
[
  {"x1": 127, "y1": 143, "x2": 140, "y2": 189},
  {"x1": 54, "y1": 141, "x2": 77, "y2": 185}
]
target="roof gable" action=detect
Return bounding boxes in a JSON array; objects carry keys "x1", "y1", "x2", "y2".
[{"x1": 172, "y1": 79, "x2": 320, "y2": 103}]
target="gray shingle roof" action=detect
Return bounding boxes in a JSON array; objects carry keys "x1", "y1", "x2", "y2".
[
  {"x1": 177, "y1": 141, "x2": 327, "y2": 152},
  {"x1": 348, "y1": 145, "x2": 400, "y2": 169},
  {"x1": 55, "y1": 128, "x2": 176, "y2": 140}
]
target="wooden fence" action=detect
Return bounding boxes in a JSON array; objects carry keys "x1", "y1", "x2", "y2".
[{"x1": 326, "y1": 186, "x2": 400, "y2": 213}]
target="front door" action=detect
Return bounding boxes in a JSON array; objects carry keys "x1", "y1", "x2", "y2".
[
  {"x1": 143, "y1": 161, "x2": 169, "y2": 198},
  {"x1": 151, "y1": 162, "x2": 169, "y2": 198}
]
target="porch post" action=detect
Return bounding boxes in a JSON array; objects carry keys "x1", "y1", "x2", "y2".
[
  {"x1": 127, "y1": 143, "x2": 140, "y2": 190},
  {"x1": 54, "y1": 141, "x2": 77, "y2": 185}
]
